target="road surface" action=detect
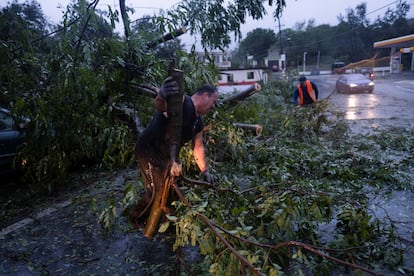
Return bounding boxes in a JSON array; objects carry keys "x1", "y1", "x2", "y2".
[{"x1": 310, "y1": 72, "x2": 414, "y2": 134}]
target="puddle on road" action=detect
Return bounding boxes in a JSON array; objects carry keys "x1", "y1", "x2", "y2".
[
  {"x1": 369, "y1": 189, "x2": 414, "y2": 273},
  {"x1": 370, "y1": 190, "x2": 414, "y2": 240},
  {"x1": 326, "y1": 86, "x2": 414, "y2": 273},
  {"x1": 343, "y1": 94, "x2": 378, "y2": 120},
  {"x1": 328, "y1": 92, "x2": 414, "y2": 135}
]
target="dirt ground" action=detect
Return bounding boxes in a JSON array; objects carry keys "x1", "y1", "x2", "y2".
[{"x1": 1, "y1": 72, "x2": 413, "y2": 275}]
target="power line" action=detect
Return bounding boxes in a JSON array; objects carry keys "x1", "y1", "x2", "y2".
[
  {"x1": 365, "y1": 0, "x2": 399, "y2": 17},
  {"x1": 282, "y1": 0, "x2": 408, "y2": 51},
  {"x1": 235, "y1": 0, "x2": 409, "y2": 61}
]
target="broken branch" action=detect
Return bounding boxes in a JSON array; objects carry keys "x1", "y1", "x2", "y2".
[
  {"x1": 233, "y1": 123, "x2": 263, "y2": 136},
  {"x1": 220, "y1": 83, "x2": 262, "y2": 105},
  {"x1": 148, "y1": 26, "x2": 187, "y2": 48}
]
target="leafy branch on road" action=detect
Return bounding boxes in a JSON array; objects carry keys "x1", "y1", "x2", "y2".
[{"x1": 96, "y1": 80, "x2": 414, "y2": 275}]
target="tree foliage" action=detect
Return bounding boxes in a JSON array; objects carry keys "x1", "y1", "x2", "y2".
[
  {"x1": 0, "y1": 0, "x2": 286, "y2": 191},
  {"x1": 232, "y1": 28, "x2": 277, "y2": 67},
  {"x1": 1, "y1": 0, "x2": 413, "y2": 274},
  {"x1": 167, "y1": 0, "x2": 286, "y2": 50}
]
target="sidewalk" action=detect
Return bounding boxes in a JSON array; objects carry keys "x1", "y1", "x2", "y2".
[{"x1": 375, "y1": 70, "x2": 414, "y2": 80}]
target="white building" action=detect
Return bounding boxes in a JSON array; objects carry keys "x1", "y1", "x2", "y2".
[
  {"x1": 218, "y1": 68, "x2": 268, "y2": 86},
  {"x1": 264, "y1": 47, "x2": 284, "y2": 72},
  {"x1": 197, "y1": 51, "x2": 232, "y2": 69},
  {"x1": 196, "y1": 50, "x2": 268, "y2": 86}
]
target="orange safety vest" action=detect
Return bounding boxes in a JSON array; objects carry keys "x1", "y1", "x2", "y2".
[{"x1": 297, "y1": 80, "x2": 317, "y2": 106}]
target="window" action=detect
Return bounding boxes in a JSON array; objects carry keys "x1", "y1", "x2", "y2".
[{"x1": 247, "y1": 72, "x2": 254, "y2": 79}]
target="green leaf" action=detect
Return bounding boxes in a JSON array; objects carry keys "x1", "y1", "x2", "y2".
[
  {"x1": 158, "y1": 221, "x2": 170, "y2": 233},
  {"x1": 165, "y1": 214, "x2": 178, "y2": 221}
]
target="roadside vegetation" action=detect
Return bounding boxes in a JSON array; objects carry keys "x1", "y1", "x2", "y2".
[
  {"x1": 98, "y1": 79, "x2": 412, "y2": 275},
  {"x1": 1, "y1": 0, "x2": 413, "y2": 274}
]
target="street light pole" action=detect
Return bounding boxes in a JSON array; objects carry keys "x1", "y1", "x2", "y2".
[{"x1": 303, "y1": 51, "x2": 307, "y2": 74}]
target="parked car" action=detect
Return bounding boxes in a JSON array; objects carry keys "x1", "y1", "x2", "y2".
[
  {"x1": 335, "y1": 73, "x2": 374, "y2": 94},
  {"x1": 357, "y1": 67, "x2": 374, "y2": 81},
  {"x1": 0, "y1": 107, "x2": 27, "y2": 172},
  {"x1": 331, "y1": 62, "x2": 346, "y2": 74}
]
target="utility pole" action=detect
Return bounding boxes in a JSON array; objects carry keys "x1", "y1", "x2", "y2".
[
  {"x1": 277, "y1": 16, "x2": 283, "y2": 54},
  {"x1": 277, "y1": 16, "x2": 285, "y2": 72}
]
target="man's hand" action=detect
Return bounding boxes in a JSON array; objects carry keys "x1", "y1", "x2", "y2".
[
  {"x1": 202, "y1": 169, "x2": 213, "y2": 184},
  {"x1": 159, "y1": 76, "x2": 179, "y2": 100},
  {"x1": 170, "y1": 161, "x2": 182, "y2": 177}
]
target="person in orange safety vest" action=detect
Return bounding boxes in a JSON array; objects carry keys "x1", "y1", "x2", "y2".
[{"x1": 292, "y1": 75, "x2": 319, "y2": 106}]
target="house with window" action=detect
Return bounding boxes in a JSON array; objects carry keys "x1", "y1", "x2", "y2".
[
  {"x1": 264, "y1": 47, "x2": 284, "y2": 72},
  {"x1": 218, "y1": 68, "x2": 268, "y2": 86},
  {"x1": 195, "y1": 50, "x2": 268, "y2": 86}
]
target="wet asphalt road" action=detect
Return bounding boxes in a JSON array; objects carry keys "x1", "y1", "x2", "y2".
[{"x1": 310, "y1": 72, "x2": 414, "y2": 133}]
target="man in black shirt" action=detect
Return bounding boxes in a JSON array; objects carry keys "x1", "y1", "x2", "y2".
[{"x1": 130, "y1": 77, "x2": 218, "y2": 226}]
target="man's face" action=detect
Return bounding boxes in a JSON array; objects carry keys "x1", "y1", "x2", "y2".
[
  {"x1": 201, "y1": 91, "x2": 218, "y2": 114},
  {"x1": 300, "y1": 80, "x2": 306, "y2": 87}
]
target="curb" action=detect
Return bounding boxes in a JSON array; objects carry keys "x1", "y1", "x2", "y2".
[{"x1": 0, "y1": 200, "x2": 72, "y2": 237}]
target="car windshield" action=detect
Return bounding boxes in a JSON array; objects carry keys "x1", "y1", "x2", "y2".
[
  {"x1": 0, "y1": 111, "x2": 14, "y2": 129},
  {"x1": 347, "y1": 74, "x2": 367, "y2": 81}
]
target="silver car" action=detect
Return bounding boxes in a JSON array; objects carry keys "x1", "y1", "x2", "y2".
[{"x1": 336, "y1": 73, "x2": 374, "y2": 94}]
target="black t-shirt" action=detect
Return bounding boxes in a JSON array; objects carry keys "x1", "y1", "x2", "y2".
[{"x1": 136, "y1": 95, "x2": 204, "y2": 160}]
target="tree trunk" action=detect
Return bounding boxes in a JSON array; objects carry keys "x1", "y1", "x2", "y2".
[
  {"x1": 119, "y1": 0, "x2": 130, "y2": 38},
  {"x1": 143, "y1": 60, "x2": 184, "y2": 238}
]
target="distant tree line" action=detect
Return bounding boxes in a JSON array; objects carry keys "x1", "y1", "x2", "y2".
[{"x1": 232, "y1": 1, "x2": 413, "y2": 70}]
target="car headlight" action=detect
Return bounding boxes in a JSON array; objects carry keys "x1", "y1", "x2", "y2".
[
  {"x1": 368, "y1": 82, "x2": 374, "y2": 86},
  {"x1": 349, "y1": 83, "x2": 358, "y2": 87}
]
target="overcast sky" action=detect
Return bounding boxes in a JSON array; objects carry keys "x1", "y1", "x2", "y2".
[{"x1": 2, "y1": 0, "x2": 413, "y2": 49}]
